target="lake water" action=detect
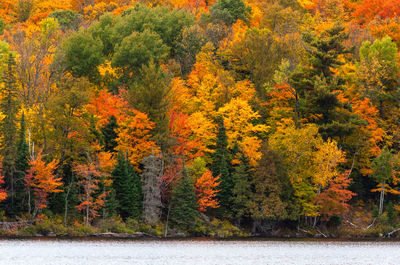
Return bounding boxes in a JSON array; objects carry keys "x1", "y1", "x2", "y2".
[{"x1": 0, "y1": 239, "x2": 398, "y2": 265}]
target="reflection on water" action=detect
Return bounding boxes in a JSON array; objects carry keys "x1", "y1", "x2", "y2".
[{"x1": 0, "y1": 239, "x2": 398, "y2": 265}]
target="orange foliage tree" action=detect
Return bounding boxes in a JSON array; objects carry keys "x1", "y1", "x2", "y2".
[
  {"x1": 73, "y1": 151, "x2": 114, "y2": 226},
  {"x1": 194, "y1": 170, "x2": 220, "y2": 212},
  {"x1": 0, "y1": 174, "x2": 7, "y2": 203},
  {"x1": 25, "y1": 151, "x2": 62, "y2": 216},
  {"x1": 86, "y1": 89, "x2": 158, "y2": 166},
  {"x1": 316, "y1": 171, "x2": 356, "y2": 218}
]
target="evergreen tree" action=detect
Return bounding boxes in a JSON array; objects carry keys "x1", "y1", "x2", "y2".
[
  {"x1": 14, "y1": 113, "x2": 30, "y2": 215},
  {"x1": 101, "y1": 115, "x2": 118, "y2": 153},
  {"x1": 0, "y1": 53, "x2": 19, "y2": 216},
  {"x1": 169, "y1": 167, "x2": 199, "y2": 229},
  {"x1": 290, "y1": 23, "x2": 358, "y2": 139},
  {"x1": 112, "y1": 154, "x2": 142, "y2": 220},
  {"x1": 231, "y1": 153, "x2": 252, "y2": 222},
  {"x1": 210, "y1": 118, "x2": 232, "y2": 217}
]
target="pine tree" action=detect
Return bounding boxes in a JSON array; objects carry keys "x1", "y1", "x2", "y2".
[
  {"x1": 112, "y1": 154, "x2": 142, "y2": 220},
  {"x1": 169, "y1": 167, "x2": 199, "y2": 229},
  {"x1": 290, "y1": 23, "x2": 357, "y2": 139},
  {"x1": 101, "y1": 115, "x2": 118, "y2": 153},
  {"x1": 210, "y1": 118, "x2": 232, "y2": 217},
  {"x1": 0, "y1": 53, "x2": 19, "y2": 216}
]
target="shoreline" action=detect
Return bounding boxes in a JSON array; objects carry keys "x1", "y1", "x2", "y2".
[{"x1": 0, "y1": 234, "x2": 399, "y2": 241}]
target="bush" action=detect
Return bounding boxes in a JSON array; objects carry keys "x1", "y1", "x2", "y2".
[
  {"x1": 386, "y1": 202, "x2": 396, "y2": 224},
  {"x1": 328, "y1": 216, "x2": 342, "y2": 227},
  {"x1": 97, "y1": 216, "x2": 133, "y2": 233},
  {"x1": 373, "y1": 205, "x2": 379, "y2": 218}
]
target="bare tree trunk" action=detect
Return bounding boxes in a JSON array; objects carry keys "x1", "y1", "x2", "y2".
[
  {"x1": 86, "y1": 176, "x2": 91, "y2": 227},
  {"x1": 313, "y1": 185, "x2": 321, "y2": 227},
  {"x1": 379, "y1": 181, "x2": 385, "y2": 215},
  {"x1": 64, "y1": 179, "x2": 73, "y2": 226},
  {"x1": 164, "y1": 203, "x2": 171, "y2": 237},
  {"x1": 27, "y1": 188, "x2": 31, "y2": 215}
]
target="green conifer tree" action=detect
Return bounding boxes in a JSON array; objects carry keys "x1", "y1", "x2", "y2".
[
  {"x1": 289, "y1": 23, "x2": 357, "y2": 139},
  {"x1": 0, "y1": 53, "x2": 19, "y2": 216},
  {"x1": 210, "y1": 118, "x2": 232, "y2": 217},
  {"x1": 169, "y1": 167, "x2": 199, "y2": 229},
  {"x1": 231, "y1": 153, "x2": 252, "y2": 222},
  {"x1": 14, "y1": 113, "x2": 30, "y2": 215},
  {"x1": 112, "y1": 154, "x2": 142, "y2": 220},
  {"x1": 101, "y1": 115, "x2": 118, "y2": 153}
]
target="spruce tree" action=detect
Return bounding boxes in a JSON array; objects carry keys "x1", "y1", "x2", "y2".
[
  {"x1": 210, "y1": 118, "x2": 232, "y2": 216},
  {"x1": 14, "y1": 113, "x2": 30, "y2": 215},
  {"x1": 0, "y1": 54, "x2": 19, "y2": 216},
  {"x1": 112, "y1": 154, "x2": 142, "y2": 220},
  {"x1": 169, "y1": 167, "x2": 199, "y2": 229},
  {"x1": 231, "y1": 153, "x2": 252, "y2": 222},
  {"x1": 101, "y1": 115, "x2": 118, "y2": 153}
]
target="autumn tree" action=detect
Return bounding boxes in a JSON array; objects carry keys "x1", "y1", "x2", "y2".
[
  {"x1": 316, "y1": 171, "x2": 356, "y2": 219},
  {"x1": 189, "y1": 157, "x2": 220, "y2": 212},
  {"x1": 269, "y1": 120, "x2": 345, "y2": 218},
  {"x1": 248, "y1": 144, "x2": 288, "y2": 230},
  {"x1": 194, "y1": 170, "x2": 220, "y2": 212},
  {"x1": 371, "y1": 147, "x2": 400, "y2": 215},
  {"x1": 26, "y1": 151, "x2": 62, "y2": 216},
  {"x1": 74, "y1": 155, "x2": 111, "y2": 226}
]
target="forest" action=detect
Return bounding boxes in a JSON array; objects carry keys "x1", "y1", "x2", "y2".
[{"x1": 0, "y1": 0, "x2": 399, "y2": 238}]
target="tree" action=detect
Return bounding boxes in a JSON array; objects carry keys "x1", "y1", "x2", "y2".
[
  {"x1": 269, "y1": 120, "x2": 345, "y2": 217},
  {"x1": 210, "y1": 118, "x2": 232, "y2": 217},
  {"x1": 316, "y1": 171, "x2": 356, "y2": 219},
  {"x1": 14, "y1": 113, "x2": 30, "y2": 215},
  {"x1": 49, "y1": 10, "x2": 82, "y2": 31},
  {"x1": 218, "y1": 98, "x2": 268, "y2": 165},
  {"x1": 205, "y1": 0, "x2": 251, "y2": 26},
  {"x1": 194, "y1": 169, "x2": 220, "y2": 212},
  {"x1": 112, "y1": 30, "x2": 169, "y2": 76},
  {"x1": 127, "y1": 62, "x2": 171, "y2": 148},
  {"x1": 371, "y1": 147, "x2": 399, "y2": 215},
  {"x1": 101, "y1": 115, "x2": 118, "y2": 153},
  {"x1": 290, "y1": 23, "x2": 357, "y2": 141},
  {"x1": 169, "y1": 167, "x2": 199, "y2": 229},
  {"x1": 358, "y1": 36, "x2": 399, "y2": 119},
  {"x1": 248, "y1": 144, "x2": 287, "y2": 223},
  {"x1": 0, "y1": 173, "x2": 7, "y2": 203},
  {"x1": 57, "y1": 29, "x2": 104, "y2": 80},
  {"x1": 74, "y1": 156, "x2": 111, "y2": 226},
  {"x1": 231, "y1": 153, "x2": 252, "y2": 222},
  {"x1": 141, "y1": 154, "x2": 163, "y2": 225},
  {"x1": 25, "y1": 151, "x2": 62, "y2": 216},
  {"x1": 112, "y1": 154, "x2": 142, "y2": 220},
  {"x1": 0, "y1": 53, "x2": 19, "y2": 216}
]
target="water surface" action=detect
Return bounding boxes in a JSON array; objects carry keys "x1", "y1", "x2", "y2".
[{"x1": 0, "y1": 239, "x2": 398, "y2": 265}]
